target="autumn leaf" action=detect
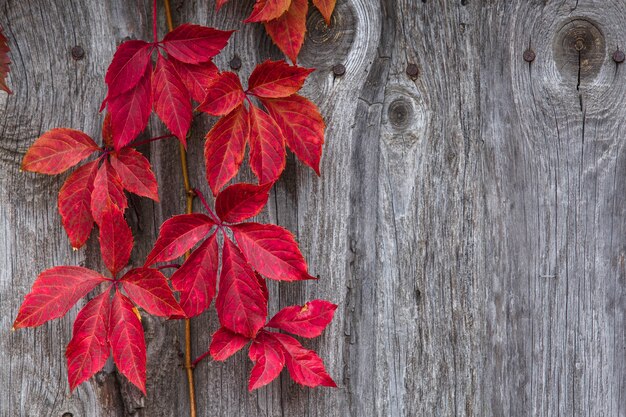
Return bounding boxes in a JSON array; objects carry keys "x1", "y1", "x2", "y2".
[
  {"x1": 248, "y1": 331, "x2": 286, "y2": 390},
  {"x1": 104, "y1": 40, "x2": 153, "y2": 98},
  {"x1": 266, "y1": 300, "x2": 337, "y2": 337},
  {"x1": 120, "y1": 268, "x2": 184, "y2": 318},
  {"x1": 247, "y1": 60, "x2": 312, "y2": 98},
  {"x1": 215, "y1": 182, "x2": 273, "y2": 223},
  {"x1": 312, "y1": 0, "x2": 336, "y2": 25},
  {"x1": 109, "y1": 147, "x2": 159, "y2": 201},
  {"x1": 58, "y1": 161, "x2": 98, "y2": 249},
  {"x1": 209, "y1": 326, "x2": 250, "y2": 361},
  {"x1": 273, "y1": 332, "x2": 336, "y2": 387},
  {"x1": 0, "y1": 27, "x2": 12, "y2": 94},
  {"x1": 99, "y1": 204, "x2": 134, "y2": 277},
  {"x1": 21, "y1": 128, "x2": 99, "y2": 174},
  {"x1": 248, "y1": 103, "x2": 286, "y2": 184},
  {"x1": 171, "y1": 59, "x2": 219, "y2": 103},
  {"x1": 264, "y1": 0, "x2": 308, "y2": 64},
  {"x1": 162, "y1": 24, "x2": 232, "y2": 64},
  {"x1": 197, "y1": 71, "x2": 246, "y2": 116},
  {"x1": 245, "y1": 0, "x2": 292, "y2": 23},
  {"x1": 91, "y1": 160, "x2": 128, "y2": 226}
]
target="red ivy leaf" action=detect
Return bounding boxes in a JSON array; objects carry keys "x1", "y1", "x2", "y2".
[
  {"x1": 273, "y1": 332, "x2": 336, "y2": 387},
  {"x1": 162, "y1": 24, "x2": 233, "y2": 64},
  {"x1": 215, "y1": 182, "x2": 272, "y2": 224},
  {"x1": 171, "y1": 59, "x2": 219, "y2": 103},
  {"x1": 153, "y1": 54, "x2": 192, "y2": 145},
  {"x1": 0, "y1": 28, "x2": 12, "y2": 94},
  {"x1": 170, "y1": 233, "x2": 219, "y2": 318},
  {"x1": 120, "y1": 268, "x2": 183, "y2": 317},
  {"x1": 104, "y1": 40, "x2": 152, "y2": 98},
  {"x1": 102, "y1": 113, "x2": 114, "y2": 148},
  {"x1": 247, "y1": 60, "x2": 312, "y2": 98},
  {"x1": 99, "y1": 204, "x2": 133, "y2": 277},
  {"x1": 245, "y1": 0, "x2": 292, "y2": 23},
  {"x1": 145, "y1": 213, "x2": 214, "y2": 266},
  {"x1": 264, "y1": 0, "x2": 308, "y2": 64},
  {"x1": 248, "y1": 331, "x2": 285, "y2": 390},
  {"x1": 91, "y1": 160, "x2": 128, "y2": 226},
  {"x1": 197, "y1": 71, "x2": 246, "y2": 116},
  {"x1": 209, "y1": 326, "x2": 250, "y2": 361},
  {"x1": 248, "y1": 103, "x2": 286, "y2": 184},
  {"x1": 58, "y1": 161, "x2": 98, "y2": 249},
  {"x1": 216, "y1": 238, "x2": 267, "y2": 338},
  {"x1": 232, "y1": 222, "x2": 315, "y2": 281},
  {"x1": 215, "y1": 0, "x2": 230, "y2": 11},
  {"x1": 266, "y1": 299, "x2": 337, "y2": 338},
  {"x1": 21, "y1": 128, "x2": 99, "y2": 174},
  {"x1": 109, "y1": 291, "x2": 146, "y2": 394},
  {"x1": 312, "y1": 0, "x2": 336, "y2": 25},
  {"x1": 66, "y1": 291, "x2": 111, "y2": 391},
  {"x1": 261, "y1": 94, "x2": 324, "y2": 174},
  {"x1": 204, "y1": 105, "x2": 249, "y2": 195},
  {"x1": 13, "y1": 266, "x2": 109, "y2": 329},
  {"x1": 109, "y1": 147, "x2": 159, "y2": 201}
]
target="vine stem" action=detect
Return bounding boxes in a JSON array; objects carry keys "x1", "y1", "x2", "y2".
[
  {"x1": 152, "y1": 0, "x2": 158, "y2": 43},
  {"x1": 162, "y1": 1, "x2": 197, "y2": 416}
]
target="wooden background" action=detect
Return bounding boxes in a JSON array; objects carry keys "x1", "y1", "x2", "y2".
[{"x1": 1, "y1": 0, "x2": 624, "y2": 416}]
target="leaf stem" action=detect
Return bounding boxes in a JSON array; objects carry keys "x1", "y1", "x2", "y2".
[
  {"x1": 131, "y1": 134, "x2": 175, "y2": 148},
  {"x1": 192, "y1": 188, "x2": 219, "y2": 223},
  {"x1": 191, "y1": 349, "x2": 212, "y2": 368},
  {"x1": 156, "y1": 263, "x2": 181, "y2": 270},
  {"x1": 152, "y1": 0, "x2": 158, "y2": 44}
]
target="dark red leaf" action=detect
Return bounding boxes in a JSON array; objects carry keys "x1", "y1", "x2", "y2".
[
  {"x1": 58, "y1": 161, "x2": 98, "y2": 249},
  {"x1": 102, "y1": 113, "x2": 114, "y2": 148},
  {"x1": 312, "y1": 0, "x2": 336, "y2": 25},
  {"x1": 109, "y1": 291, "x2": 146, "y2": 394},
  {"x1": 170, "y1": 233, "x2": 219, "y2": 318},
  {"x1": 91, "y1": 160, "x2": 128, "y2": 226},
  {"x1": 248, "y1": 103, "x2": 286, "y2": 184},
  {"x1": 99, "y1": 204, "x2": 133, "y2": 277},
  {"x1": 264, "y1": 0, "x2": 308, "y2": 63},
  {"x1": 204, "y1": 105, "x2": 249, "y2": 194},
  {"x1": 232, "y1": 222, "x2": 315, "y2": 281},
  {"x1": 261, "y1": 94, "x2": 324, "y2": 174},
  {"x1": 13, "y1": 266, "x2": 109, "y2": 329},
  {"x1": 153, "y1": 54, "x2": 192, "y2": 145},
  {"x1": 171, "y1": 59, "x2": 219, "y2": 103},
  {"x1": 266, "y1": 299, "x2": 337, "y2": 338},
  {"x1": 66, "y1": 291, "x2": 111, "y2": 391},
  {"x1": 197, "y1": 71, "x2": 245, "y2": 116},
  {"x1": 120, "y1": 268, "x2": 183, "y2": 317},
  {"x1": 21, "y1": 128, "x2": 99, "y2": 174},
  {"x1": 145, "y1": 213, "x2": 214, "y2": 266},
  {"x1": 255, "y1": 272, "x2": 269, "y2": 302},
  {"x1": 248, "y1": 331, "x2": 285, "y2": 390},
  {"x1": 109, "y1": 147, "x2": 159, "y2": 201},
  {"x1": 162, "y1": 24, "x2": 233, "y2": 64},
  {"x1": 104, "y1": 40, "x2": 152, "y2": 98},
  {"x1": 0, "y1": 28, "x2": 12, "y2": 94},
  {"x1": 209, "y1": 326, "x2": 250, "y2": 361},
  {"x1": 215, "y1": 182, "x2": 272, "y2": 223},
  {"x1": 247, "y1": 60, "x2": 312, "y2": 98},
  {"x1": 245, "y1": 0, "x2": 292, "y2": 23},
  {"x1": 273, "y1": 332, "x2": 336, "y2": 387},
  {"x1": 215, "y1": 238, "x2": 267, "y2": 338}
]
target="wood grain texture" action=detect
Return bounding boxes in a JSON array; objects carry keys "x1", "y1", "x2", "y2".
[{"x1": 0, "y1": 0, "x2": 624, "y2": 416}]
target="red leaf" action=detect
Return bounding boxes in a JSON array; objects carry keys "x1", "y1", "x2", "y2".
[
  {"x1": 312, "y1": 0, "x2": 336, "y2": 25},
  {"x1": 145, "y1": 213, "x2": 214, "y2": 266},
  {"x1": 58, "y1": 161, "x2": 98, "y2": 249},
  {"x1": 99, "y1": 204, "x2": 133, "y2": 277},
  {"x1": 215, "y1": 0, "x2": 230, "y2": 11},
  {"x1": 215, "y1": 182, "x2": 272, "y2": 223},
  {"x1": 215, "y1": 238, "x2": 267, "y2": 338},
  {"x1": 261, "y1": 94, "x2": 324, "y2": 174},
  {"x1": 21, "y1": 128, "x2": 99, "y2": 174},
  {"x1": 255, "y1": 272, "x2": 269, "y2": 302},
  {"x1": 273, "y1": 332, "x2": 336, "y2": 387},
  {"x1": 107, "y1": 64, "x2": 152, "y2": 150},
  {"x1": 0, "y1": 28, "x2": 13, "y2": 94},
  {"x1": 171, "y1": 59, "x2": 219, "y2": 103},
  {"x1": 248, "y1": 103, "x2": 286, "y2": 183},
  {"x1": 204, "y1": 105, "x2": 249, "y2": 194},
  {"x1": 245, "y1": 0, "x2": 292, "y2": 23},
  {"x1": 153, "y1": 54, "x2": 192, "y2": 145},
  {"x1": 66, "y1": 291, "x2": 111, "y2": 391},
  {"x1": 102, "y1": 113, "x2": 114, "y2": 148},
  {"x1": 170, "y1": 233, "x2": 219, "y2": 318},
  {"x1": 264, "y1": 0, "x2": 308, "y2": 63},
  {"x1": 197, "y1": 72, "x2": 245, "y2": 116},
  {"x1": 209, "y1": 326, "x2": 250, "y2": 361},
  {"x1": 109, "y1": 147, "x2": 159, "y2": 201},
  {"x1": 266, "y1": 299, "x2": 337, "y2": 338},
  {"x1": 248, "y1": 331, "x2": 286, "y2": 390},
  {"x1": 162, "y1": 24, "x2": 233, "y2": 64},
  {"x1": 109, "y1": 291, "x2": 146, "y2": 394},
  {"x1": 104, "y1": 40, "x2": 152, "y2": 98},
  {"x1": 120, "y1": 268, "x2": 183, "y2": 318},
  {"x1": 13, "y1": 266, "x2": 109, "y2": 329},
  {"x1": 232, "y1": 222, "x2": 315, "y2": 281},
  {"x1": 91, "y1": 160, "x2": 128, "y2": 226},
  {"x1": 247, "y1": 60, "x2": 312, "y2": 98}
]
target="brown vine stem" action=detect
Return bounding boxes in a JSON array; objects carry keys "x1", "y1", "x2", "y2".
[{"x1": 162, "y1": 1, "x2": 197, "y2": 416}]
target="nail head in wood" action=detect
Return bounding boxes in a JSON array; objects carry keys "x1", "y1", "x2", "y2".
[
  {"x1": 406, "y1": 63, "x2": 419, "y2": 79},
  {"x1": 613, "y1": 49, "x2": 625, "y2": 63},
  {"x1": 332, "y1": 64, "x2": 346, "y2": 76},
  {"x1": 71, "y1": 46, "x2": 85, "y2": 60},
  {"x1": 229, "y1": 55, "x2": 242, "y2": 70},
  {"x1": 523, "y1": 49, "x2": 535, "y2": 63}
]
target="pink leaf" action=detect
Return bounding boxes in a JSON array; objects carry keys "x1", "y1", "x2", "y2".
[
  {"x1": 120, "y1": 268, "x2": 183, "y2": 318},
  {"x1": 266, "y1": 299, "x2": 337, "y2": 338},
  {"x1": 109, "y1": 147, "x2": 159, "y2": 201},
  {"x1": 99, "y1": 204, "x2": 133, "y2": 277},
  {"x1": 215, "y1": 182, "x2": 273, "y2": 224},
  {"x1": 209, "y1": 326, "x2": 250, "y2": 361},
  {"x1": 91, "y1": 160, "x2": 128, "y2": 226},
  {"x1": 104, "y1": 40, "x2": 152, "y2": 98},
  {"x1": 248, "y1": 103, "x2": 286, "y2": 184},
  {"x1": 273, "y1": 332, "x2": 336, "y2": 387},
  {"x1": 162, "y1": 24, "x2": 233, "y2": 64},
  {"x1": 248, "y1": 330, "x2": 286, "y2": 390}
]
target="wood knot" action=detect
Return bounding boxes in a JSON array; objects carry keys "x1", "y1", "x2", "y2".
[
  {"x1": 553, "y1": 18, "x2": 605, "y2": 84},
  {"x1": 387, "y1": 98, "x2": 412, "y2": 129}
]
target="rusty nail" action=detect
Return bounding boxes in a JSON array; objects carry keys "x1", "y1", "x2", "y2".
[
  {"x1": 613, "y1": 49, "x2": 625, "y2": 63},
  {"x1": 229, "y1": 55, "x2": 242, "y2": 70},
  {"x1": 523, "y1": 48, "x2": 535, "y2": 63},
  {"x1": 332, "y1": 64, "x2": 346, "y2": 76},
  {"x1": 406, "y1": 63, "x2": 419, "y2": 79},
  {"x1": 71, "y1": 46, "x2": 85, "y2": 61}
]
